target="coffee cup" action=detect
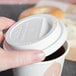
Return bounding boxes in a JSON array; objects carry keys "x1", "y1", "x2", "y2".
[
  {"x1": 3, "y1": 14, "x2": 69, "y2": 76},
  {"x1": 13, "y1": 41, "x2": 69, "y2": 76}
]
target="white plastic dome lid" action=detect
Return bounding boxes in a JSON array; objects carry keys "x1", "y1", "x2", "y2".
[{"x1": 5, "y1": 14, "x2": 67, "y2": 56}]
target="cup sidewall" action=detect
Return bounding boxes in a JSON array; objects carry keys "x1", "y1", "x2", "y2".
[{"x1": 13, "y1": 41, "x2": 69, "y2": 76}]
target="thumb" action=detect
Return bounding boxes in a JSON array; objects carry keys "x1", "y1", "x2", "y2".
[{"x1": 0, "y1": 48, "x2": 45, "y2": 71}]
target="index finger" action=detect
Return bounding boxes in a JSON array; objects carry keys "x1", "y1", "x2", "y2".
[{"x1": 0, "y1": 17, "x2": 15, "y2": 31}]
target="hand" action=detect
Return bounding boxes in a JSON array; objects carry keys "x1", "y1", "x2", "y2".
[{"x1": 0, "y1": 17, "x2": 45, "y2": 71}]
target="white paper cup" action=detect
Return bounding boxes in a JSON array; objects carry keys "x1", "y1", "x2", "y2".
[
  {"x1": 12, "y1": 41, "x2": 69, "y2": 76},
  {"x1": 3, "y1": 14, "x2": 69, "y2": 76}
]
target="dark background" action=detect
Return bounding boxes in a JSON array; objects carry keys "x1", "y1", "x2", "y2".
[{"x1": 0, "y1": 5, "x2": 76, "y2": 76}]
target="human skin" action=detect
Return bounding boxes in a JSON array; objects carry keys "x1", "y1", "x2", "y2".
[{"x1": 0, "y1": 17, "x2": 45, "y2": 71}]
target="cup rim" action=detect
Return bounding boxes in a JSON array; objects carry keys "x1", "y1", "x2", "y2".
[
  {"x1": 3, "y1": 41, "x2": 69, "y2": 64},
  {"x1": 35, "y1": 41, "x2": 70, "y2": 64}
]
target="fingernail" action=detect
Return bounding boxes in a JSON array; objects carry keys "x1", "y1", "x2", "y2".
[
  {"x1": 34, "y1": 51, "x2": 45, "y2": 62},
  {"x1": 2, "y1": 29, "x2": 8, "y2": 34}
]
